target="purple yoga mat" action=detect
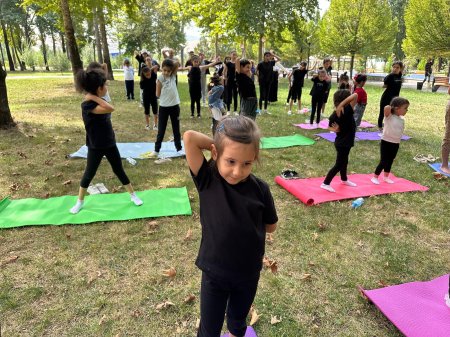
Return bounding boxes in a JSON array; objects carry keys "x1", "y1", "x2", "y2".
[
  {"x1": 362, "y1": 274, "x2": 450, "y2": 337},
  {"x1": 315, "y1": 131, "x2": 411, "y2": 142},
  {"x1": 221, "y1": 326, "x2": 258, "y2": 337},
  {"x1": 294, "y1": 119, "x2": 375, "y2": 130}
]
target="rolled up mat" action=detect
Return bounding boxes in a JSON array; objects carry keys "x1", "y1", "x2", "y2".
[
  {"x1": 0, "y1": 187, "x2": 192, "y2": 229},
  {"x1": 221, "y1": 326, "x2": 258, "y2": 337},
  {"x1": 275, "y1": 173, "x2": 428, "y2": 205},
  {"x1": 361, "y1": 275, "x2": 450, "y2": 337},
  {"x1": 260, "y1": 134, "x2": 315, "y2": 149},
  {"x1": 315, "y1": 131, "x2": 411, "y2": 142}
]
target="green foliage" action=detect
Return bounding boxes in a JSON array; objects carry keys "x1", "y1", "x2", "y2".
[
  {"x1": 403, "y1": 0, "x2": 450, "y2": 58},
  {"x1": 111, "y1": 54, "x2": 126, "y2": 69},
  {"x1": 48, "y1": 52, "x2": 71, "y2": 72},
  {"x1": 22, "y1": 47, "x2": 36, "y2": 69},
  {"x1": 80, "y1": 44, "x2": 95, "y2": 65}
]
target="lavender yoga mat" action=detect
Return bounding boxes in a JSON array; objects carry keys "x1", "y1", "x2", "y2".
[
  {"x1": 362, "y1": 275, "x2": 450, "y2": 337},
  {"x1": 221, "y1": 326, "x2": 257, "y2": 337},
  {"x1": 315, "y1": 131, "x2": 411, "y2": 142},
  {"x1": 294, "y1": 119, "x2": 375, "y2": 130}
]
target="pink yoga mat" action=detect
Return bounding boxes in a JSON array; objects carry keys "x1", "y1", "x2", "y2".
[
  {"x1": 221, "y1": 326, "x2": 257, "y2": 337},
  {"x1": 275, "y1": 173, "x2": 428, "y2": 205},
  {"x1": 362, "y1": 275, "x2": 450, "y2": 337},
  {"x1": 294, "y1": 119, "x2": 375, "y2": 130}
]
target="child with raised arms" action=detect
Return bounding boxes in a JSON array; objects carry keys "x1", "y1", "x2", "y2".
[
  {"x1": 371, "y1": 97, "x2": 409, "y2": 184},
  {"x1": 183, "y1": 116, "x2": 278, "y2": 337},
  {"x1": 321, "y1": 90, "x2": 358, "y2": 193},
  {"x1": 70, "y1": 68, "x2": 143, "y2": 214},
  {"x1": 235, "y1": 58, "x2": 258, "y2": 120},
  {"x1": 309, "y1": 69, "x2": 328, "y2": 126}
]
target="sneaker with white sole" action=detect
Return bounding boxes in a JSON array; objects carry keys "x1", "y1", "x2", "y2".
[
  {"x1": 384, "y1": 177, "x2": 394, "y2": 184},
  {"x1": 153, "y1": 124, "x2": 158, "y2": 131},
  {"x1": 130, "y1": 193, "x2": 143, "y2": 206},
  {"x1": 320, "y1": 183, "x2": 335, "y2": 193},
  {"x1": 342, "y1": 180, "x2": 357, "y2": 187},
  {"x1": 287, "y1": 110, "x2": 292, "y2": 115},
  {"x1": 145, "y1": 125, "x2": 150, "y2": 130},
  {"x1": 371, "y1": 177, "x2": 380, "y2": 185},
  {"x1": 146, "y1": 151, "x2": 159, "y2": 158},
  {"x1": 155, "y1": 157, "x2": 172, "y2": 164}
]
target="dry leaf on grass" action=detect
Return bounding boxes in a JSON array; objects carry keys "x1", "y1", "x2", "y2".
[
  {"x1": 263, "y1": 256, "x2": 278, "y2": 274},
  {"x1": 184, "y1": 294, "x2": 196, "y2": 303},
  {"x1": 17, "y1": 152, "x2": 28, "y2": 158},
  {"x1": 162, "y1": 267, "x2": 176, "y2": 278},
  {"x1": 131, "y1": 309, "x2": 143, "y2": 318},
  {"x1": 184, "y1": 228, "x2": 192, "y2": 241},
  {"x1": 270, "y1": 315, "x2": 282, "y2": 325},
  {"x1": 98, "y1": 315, "x2": 107, "y2": 325},
  {"x1": 378, "y1": 280, "x2": 390, "y2": 287},
  {"x1": 249, "y1": 305, "x2": 260, "y2": 325},
  {"x1": 312, "y1": 232, "x2": 319, "y2": 241},
  {"x1": 300, "y1": 273, "x2": 312, "y2": 281},
  {"x1": 433, "y1": 172, "x2": 447, "y2": 180},
  {"x1": 155, "y1": 301, "x2": 175, "y2": 311},
  {"x1": 317, "y1": 223, "x2": 327, "y2": 231},
  {"x1": 1, "y1": 255, "x2": 19, "y2": 267},
  {"x1": 63, "y1": 180, "x2": 72, "y2": 185},
  {"x1": 9, "y1": 183, "x2": 19, "y2": 192}
]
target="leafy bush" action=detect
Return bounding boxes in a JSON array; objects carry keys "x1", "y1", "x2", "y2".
[
  {"x1": 81, "y1": 45, "x2": 95, "y2": 66},
  {"x1": 48, "y1": 52, "x2": 71, "y2": 72}
]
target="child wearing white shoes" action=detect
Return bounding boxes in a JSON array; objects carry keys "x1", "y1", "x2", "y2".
[
  {"x1": 371, "y1": 97, "x2": 409, "y2": 185},
  {"x1": 321, "y1": 90, "x2": 358, "y2": 193}
]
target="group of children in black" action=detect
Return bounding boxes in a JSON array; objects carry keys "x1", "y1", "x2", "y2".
[{"x1": 71, "y1": 53, "x2": 410, "y2": 337}]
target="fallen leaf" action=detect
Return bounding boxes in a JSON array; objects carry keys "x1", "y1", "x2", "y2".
[
  {"x1": 155, "y1": 300, "x2": 175, "y2": 311},
  {"x1": 184, "y1": 294, "x2": 196, "y2": 303},
  {"x1": 44, "y1": 159, "x2": 53, "y2": 166},
  {"x1": 270, "y1": 315, "x2": 282, "y2": 325},
  {"x1": 433, "y1": 172, "x2": 447, "y2": 180},
  {"x1": 312, "y1": 232, "x2": 319, "y2": 241},
  {"x1": 263, "y1": 256, "x2": 278, "y2": 274},
  {"x1": 11, "y1": 172, "x2": 20, "y2": 176},
  {"x1": 162, "y1": 267, "x2": 176, "y2": 278},
  {"x1": 300, "y1": 273, "x2": 312, "y2": 281},
  {"x1": 98, "y1": 315, "x2": 107, "y2": 325},
  {"x1": 378, "y1": 280, "x2": 390, "y2": 287},
  {"x1": 131, "y1": 310, "x2": 142, "y2": 318},
  {"x1": 184, "y1": 228, "x2": 192, "y2": 241},
  {"x1": 308, "y1": 261, "x2": 315, "y2": 267},
  {"x1": 249, "y1": 306, "x2": 260, "y2": 325},
  {"x1": 1, "y1": 255, "x2": 19, "y2": 267},
  {"x1": 357, "y1": 241, "x2": 364, "y2": 248},
  {"x1": 317, "y1": 223, "x2": 327, "y2": 231},
  {"x1": 62, "y1": 180, "x2": 72, "y2": 185},
  {"x1": 42, "y1": 192, "x2": 50, "y2": 199},
  {"x1": 9, "y1": 183, "x2": 19, "y2": 191},
  {"x1": 55, "y1": 172, "x2": 63, "y2": 178},
  {"x1": 18, "y1": 152, "x2": 27, "y2": 158}
]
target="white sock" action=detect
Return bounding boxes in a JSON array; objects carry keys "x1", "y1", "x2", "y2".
[
  {"x1": 130, "y1": 193, "x2": 143, "y2": 206},
  {"x1": 384, "y1": 177, "x2": 394, "y2": 184},
  {"x1": 70, "y1": 200, "x2": 84, "y2": 214},
  {"x1": 320, "y1": 183, "x2": 335, "y2": 193},
  {"x1": 342, "y1": 180, "x2": 357, "y2": 187},
  {"x1": 371, "y1": 177, "x2": 380, "y2": 185}
]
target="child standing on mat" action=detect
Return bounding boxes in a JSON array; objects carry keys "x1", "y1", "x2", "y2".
[
  {"x1": 140, "y1": 66, "x2": 158, "y2": 130},
  {"x1": 309, "y1": 69, "x2": 328, "y2": 126},
  {"x1": 208, "y1": 74, "x2": 226, "y2": 135},
  {"x1": 70, "y1": 68, "x2": 143, "y2": 214},
  {"x1": 378, "y1": 61, "x2": 403, "y2": 130},
  {"x1": 353, "y1": 74, "x2": 368, "y2": 128},
  {"x1": 236, "y1": 58, "x2": 258, "y2": 120},
  {"x1": 148, "y1": 59, "x2": 182, "y2": 161},
  {"x1": 371, "y1": 97, "x2": 410, "y2": 184},
  {"x1": 183, "y1": 116, "x2": 278, "y2": 337},
  {"x1": 321, "y1": 90, "x2": 358, "y2": 193},
  {"x1": 123, "y1": 58, "x2": 135, "y2": 100},
  {"x1": 288, "y1": 62, "x2": 308, "y2": 115}
]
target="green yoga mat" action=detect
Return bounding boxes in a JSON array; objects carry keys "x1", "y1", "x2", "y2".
[
  {"x1": 0, "y1": 187, "x2": 192, "y2": 229},
  {"x1": 260, "y1": 134, "x2": 315, "y2": 149}
]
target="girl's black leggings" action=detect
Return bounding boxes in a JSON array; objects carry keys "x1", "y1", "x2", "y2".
[
  {"x1": 374, "y1": 140, "x2": 400, "y2": 175},
  {"x1": 310, "y1": 96, "x2": 324, "y2": 124},
  {"x1": 259, "y1": 82, "x2": 271, "y2": 110},
  {"x1": 226, "y1": 81, "x2": 238, "y2": 112},
  {"x1": 80, "y1": 145, "x2": 130, "y2": 188},
  {"x1": 323, "y1": 146, "x2": 351, "y2": 185},
  {"x1": 191, "y1": 97, "x2": 201, "y2": 116}
]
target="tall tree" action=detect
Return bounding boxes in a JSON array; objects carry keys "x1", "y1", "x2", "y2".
[
  {"x1": 0, "y1": 19, "x2": 15, "y2": 70},
  {"x1": 403, "y1": 0, "x2": 450, "y2": 59},
  {"x1": 0, "y1": 61, "x2": 15, "y2": 128},
  {"x1": 60, "y1": 0, "x2": 83, "y2": 75},
  {"x1": 388, "y1": 0, "x2": 406, "y2": 59},
  {"x1": 319, "y1": 0, "x2": 396, "y2": 76},
  {"x1": 96, "y1": 5, "x2": 113, "y2": 79}
]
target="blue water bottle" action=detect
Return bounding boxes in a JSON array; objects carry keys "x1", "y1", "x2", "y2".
[{"x1": 351, "y1": 197, "x2": 364, "y2": 209}]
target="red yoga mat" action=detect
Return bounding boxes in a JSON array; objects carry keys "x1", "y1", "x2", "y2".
[
  {"x1": 361, "y1": 275, "x2": 450, "y2": 337},
  {"x1": 275, "y1": 173, "x2": 428, "y2": 205}
]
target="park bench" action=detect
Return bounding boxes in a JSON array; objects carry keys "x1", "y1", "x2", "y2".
[{"x1": 432, "y1": 76, "x2": 450, "y2": 92}]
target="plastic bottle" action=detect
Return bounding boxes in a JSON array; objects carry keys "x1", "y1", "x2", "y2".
[
  {"x1": 351, "y1": 197, "x2": 364, "y2": 209},
  {"x1": 126, "y1": 157, "x2": 137, "y2": 166}
]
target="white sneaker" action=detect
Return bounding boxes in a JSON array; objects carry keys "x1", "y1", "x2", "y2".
[
  {"x1": 371, "y1": 177, "x2": 380, "y2": 185},
  {"x1": 233, "y1": 111, "x2": 238, "y2": 116},
  {"x1": 139, "y1": 104, "x2": 143, "y2": 108},
  {"x1": 153, "y1": 124, "x2": 158, "y2": 131},
  {"x1": 226, "y1": 111, "x2": 231, "y2": 116},
  {"x1": 312, "y1": 122, "x2": 318, "y2": 128},
  {"x1": 70, "y1": 200, "x2": 84, "y2": 214},
  {"x1": 147, "y1": 151, "x2": 159, "y2": 158},
  {"x1": 266, "y1": 110, "x2": 271, "y2": 115},
  {"x1": 155, "y1": 157, "x2": 172, "y2": 164},
  {"x1": 320, "y1": 183, "x2": 335, "y2": 193},
  {"x1": 377, "y1": 133, "x2": 383, "y2": 137},
  {"x1": 287, "y1": 110, "x2": 292, "y2": 115},
  {"x1": 342, "y1": 180, "x2": 357, "y2": 187},
  {"x1": 130, "y1": 193, "x2": 143, "y2": 206},
  {"x1": 384, "y1": 177, "x2": 394, "y2": 184},
  {"x1": 145, "y1": 125, "x2": 150, "y2": 130}
]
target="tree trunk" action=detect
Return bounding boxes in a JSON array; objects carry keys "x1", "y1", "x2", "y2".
[
  {"x1": 0, "y1": 42, "x2": 5, "y2": 66},
  {"x1": 0, "y1": 61, "x2": 15, "y2": 128},
  {"x1": 1, "y1": 22, "x2": 15, "y2": 71},
  {"x1": 10, "y1": 27, "x2": 25, "y2": 71},
  {"x1": 51, "y1": 29, "x2": 57, "y2": 55},
  {"x1": 214, "y1": 34, "x2": 219, "y2": 57},
  {"x1": 337, "y1": 57, "x2": 341, "y2": 71},
  {"x1": 93, "y1": 9, "x2": 103, "y2": 63},
  {"x1": 349, "y1": 53, "x2": 355, "y2": 78},
  {"x1": 258, "y1": 34, "x2": 264, "y2": 62},
  {"x1": 60, "y1": 32, "x2": 66, "y2": 54},
  {"x1": 97, "y1": 6, "x2": 113, "y2": 80},
  {"x1": 39, "y1": 30, "x2": 50, "y2": 71},
  {"x1": 60, "y1": 0, "x2": 83, "y2": 76}
]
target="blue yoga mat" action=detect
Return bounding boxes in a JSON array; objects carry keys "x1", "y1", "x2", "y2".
[
  {"x1": 69, "y1": 142, "x2": 185, "y2": 159},
  {"x1": 428, "y1": 163, "x2": 450, "y2": 177}
]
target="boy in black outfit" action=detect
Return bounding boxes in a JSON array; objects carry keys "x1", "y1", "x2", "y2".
[{"x1": 236, "y1": 58, "x2": 258, "y2": 120}]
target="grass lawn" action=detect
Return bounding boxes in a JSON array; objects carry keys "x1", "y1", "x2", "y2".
[{"x1": 0, "y1": 72, "x2": 448, "y2": 336}]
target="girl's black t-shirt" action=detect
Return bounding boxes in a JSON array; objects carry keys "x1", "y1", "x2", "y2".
[
  {"x1": 383, "y1": 73, "x2": 402, "y2": 98},
  {"x1": 310, "y1": 77, "x2": 328, "y2": 97},
  {"x1": 292, "y1": 69, "x2": 307, "y2": 87},
  {"x1": 236, "y1": 73, "x2": 256, "y2": 98},
  {"x1": 188, "y1": 66, "x2": 201, "y2": 86},
  {"x1": 225, "y1": 61, "x2": 236, "y2": 81},
  {"x1": 82, "y1": 100, "x2": 115, "y2": 149},
  {"x1": 328, "y1": 104, "x2": 356, "y2": 147},
  {"x1": 140, "y1": 72, "x2": 157, "y2": 97}
]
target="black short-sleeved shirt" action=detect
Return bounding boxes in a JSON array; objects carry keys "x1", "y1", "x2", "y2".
[
  {"x1": 257, "y1": 60, "x2": 275, "y2": 84},
  {"x1": 81, "y1": 100, "x2": 115, "y2": 149},
  {"x1": 188, "y1": 66, "x2": 201, "y2": 86},
  {"x1": 310, "y1": 77, "x2": 328, "y2": 97},
  {"x1": 225, "y1": 61, "x2": 236, "y2": 81},
  {"x1": 191, "y1": 158, "x2": 278, "y2": 280},
  {"x1": 328, "y1": 104, "x2": 356, "y2": 147},
  {"x1": 236, "y1": 73, "x2": 256, "y2": 98},
  {"x1": 140, "y1": 72, "x2": 157, "y2": 97},
  {"x1": 382, "y1": 73, "x2": 402, "y2": 98},
  {"x1": 292, "y1": 69, "x2": 308, "y2": 87}
]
